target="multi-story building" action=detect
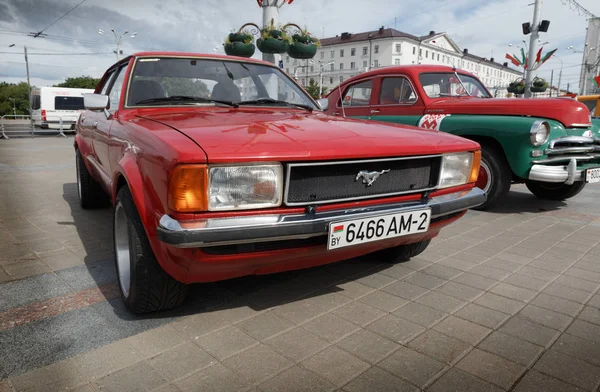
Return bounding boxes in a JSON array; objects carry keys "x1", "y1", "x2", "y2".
[
  {"x1": 579, "y1": 17, "x2": 600, "y2": 95},
  {"x1": 283, "y1": 27, "x2": 523, "y2": 97}
]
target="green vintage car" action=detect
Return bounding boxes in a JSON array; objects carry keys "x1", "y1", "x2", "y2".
[{"x1": 320, "y1": 65, "x2": 600, "y2": 209}]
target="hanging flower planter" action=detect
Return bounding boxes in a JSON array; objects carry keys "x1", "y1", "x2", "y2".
[
  {"x1": 531, "y1": 77, "x2": 548, "y2": 93},
  {"x1": 284, "y1": 25, "x2": 320, "y2": 59},
  {"x1": 223, "y1": 30, "x2": 255, "y2": 58},
  {"x1": 508, "y1": 79, "x2": 526, "y2": 95},
  {"x1": 257, "y1": 22, "x2": 290, "y2": 54}
]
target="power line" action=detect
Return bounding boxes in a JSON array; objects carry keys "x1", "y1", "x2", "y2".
[{"x1": 29, "y1": 0, "x2": 88, "y2": 38}]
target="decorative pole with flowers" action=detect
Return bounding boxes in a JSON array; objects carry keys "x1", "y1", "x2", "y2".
[{"x1": 258, "y1": 0, "x2": 294, "y2": 65}]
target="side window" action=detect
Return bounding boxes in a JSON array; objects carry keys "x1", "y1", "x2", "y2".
[
  {"x1": 106, "y1": 66, "x2": 127, "y2": 111},
  {"x1": 379, "y1": 77, "x2": 417, "y2": 105},
  {"x1": 99, "y1": 71, "x2": 116, "y2": 95},
  {"x1": 341, "y1": 80, "x2": 373, "y2": 107}
]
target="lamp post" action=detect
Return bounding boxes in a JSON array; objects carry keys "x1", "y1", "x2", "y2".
[
  {"x1": 550, "y1": 56, "x2": 563, "y2": 96},
  {"x1": 318, "y1": 60, "x2": 334, "y2": 97},
  {"x1": 98, "y1": 29, "x2": 137, "y2": 62},
  {"x1": 8, "y1": 98, "x2": 16, "y2": 116}
]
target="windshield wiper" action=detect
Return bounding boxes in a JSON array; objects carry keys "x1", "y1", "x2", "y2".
[
  {"x1": 135, "y1": 95, "x2": 239, "y2": 107},
  {"x1": 235, "y1": 98, "x2": 313, "y2": 112}
]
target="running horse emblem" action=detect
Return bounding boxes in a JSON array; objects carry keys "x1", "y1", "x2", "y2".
[{"x1": 355, "y1": 169, "x2": 391, "y2": 187}]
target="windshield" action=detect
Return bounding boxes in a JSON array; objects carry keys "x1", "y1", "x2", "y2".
[
  {"x1": 419, "y1": 72, "x2": 491, "y2": 98},
  {"x1": 126, "y1": 57, "x2": 317, "y2": 109}
]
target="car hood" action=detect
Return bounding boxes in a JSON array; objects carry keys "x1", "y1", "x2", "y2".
[
  {"x1": 136, "y1": 108, "x2": 478, "y2": 163},
  {"x1": 426, "y1": 97, "x2": 591, "y2": 128}
]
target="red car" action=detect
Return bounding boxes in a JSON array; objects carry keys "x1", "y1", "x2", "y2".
[{"x1": 75, "y1": 52, "x2": 485, "y2": 313}]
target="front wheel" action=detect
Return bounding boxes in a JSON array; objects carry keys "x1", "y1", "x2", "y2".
[
  {"x1": 369, "y1": 240, "x2": 431, "y2": 264},
  {"x1": 114, "y1": 186, "x2": 188, "y2": 313},
  {"x1": 525, "y1": 180, "x2": 586, "y2": 200}
]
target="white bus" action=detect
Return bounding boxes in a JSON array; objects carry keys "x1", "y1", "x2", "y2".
[{"x1": 31, "y1": 87, "x2": 95, "y2": 130}]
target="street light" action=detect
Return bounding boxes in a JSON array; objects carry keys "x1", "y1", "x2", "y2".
[
  {"x1": 8, "y1": 98, "x2": 16, "y2": 117},
  {"x1": 317, "y1": 60, "x2": 334, "y2": 97},
  {"x1": 98, "y1": 28, "x2": 137, "y2": 61}
]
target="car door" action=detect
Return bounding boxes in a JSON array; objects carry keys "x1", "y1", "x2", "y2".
[
  {"x1": 93, "y1": 64, "x2": 127, "y2": 180},
  {"x1": 331, "y1": 79, "x2": 374, "y2": 119},
  {"x1": 369, "y1": 75, "x2": 425, "y2": 126}
]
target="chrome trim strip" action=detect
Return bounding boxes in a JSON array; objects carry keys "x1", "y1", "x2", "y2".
[
  {"x1": 157, "y1": 187, "x2": 486, "y2": 248},
  {"x1": 283, "y1": 155, "x2": 442, "y2": 207},
  {"x1": 532, "y1": 153, "x2": 600, "y2": 164},
  {"x1": 545, "y1": 146, "x2": 598, "y2": 155},
  {"x1": 549, "y1": 136, "x2": 595, "y2": 148}
]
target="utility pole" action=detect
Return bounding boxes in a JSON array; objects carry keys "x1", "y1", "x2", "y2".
[
  {"x1": 550, "y1": 69, "x2": 553, "y2": 97},
  {"x1": 524, "y1": 0, "x2": 543, "y2": 97},
  {"x1": 24, "y1": 46, "x2": 31, "y2": 90},
  {"x1": 558, "y1": 68, "x2": 562, "y2": 95},
  {"x1": 261, "y1": 0, "x2": 279, "y2": 65}
]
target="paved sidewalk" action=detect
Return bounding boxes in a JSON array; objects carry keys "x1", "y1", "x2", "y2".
[{"x1": 1, "y1": 138, "x2": 600, "y2": 392}]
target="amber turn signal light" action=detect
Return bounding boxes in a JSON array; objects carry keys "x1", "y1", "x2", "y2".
[
  {"x1": 469, "y1": 150, "x2": 482, "y2": 183},
  {"x1": 168, "y1": 164, "x2": 208, "y2": 212}
]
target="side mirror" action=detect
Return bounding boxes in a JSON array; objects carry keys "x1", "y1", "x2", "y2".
[
  {"x1": 317, "y1": 98, "x2": 329, "y2": 111},
  {"x1": 84, "y1": 94, "x2": 109, "y2": 111}
]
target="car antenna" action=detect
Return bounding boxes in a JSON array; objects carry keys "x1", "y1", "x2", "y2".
[{"x1": 338, "y1": 84, "x2": 346, "y2": 117}]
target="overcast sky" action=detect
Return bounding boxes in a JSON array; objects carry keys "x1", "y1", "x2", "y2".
[{"x1": 0, "y1": 0, "x2": 597, "y2": 90}]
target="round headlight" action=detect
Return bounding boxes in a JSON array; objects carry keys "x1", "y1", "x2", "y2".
[{"x1": 530, "y1": 120, "x2": 550, "y2": 146}]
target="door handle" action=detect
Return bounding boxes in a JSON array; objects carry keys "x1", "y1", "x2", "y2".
[{"x1": 370, "y1": 109, "x2": 381, "y2": 114}]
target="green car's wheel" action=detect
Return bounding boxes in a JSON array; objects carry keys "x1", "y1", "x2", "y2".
[{"x1": 525, "y1": 181, "x2": 586, "y2": 200}]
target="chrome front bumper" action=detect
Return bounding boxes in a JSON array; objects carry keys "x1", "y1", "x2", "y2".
[
  {"x1": 156, "y1": 188, "x2": 486, "y2": 248},
  {"x1": 529, "y1": 158, "x2": 586, "y2": 185}
]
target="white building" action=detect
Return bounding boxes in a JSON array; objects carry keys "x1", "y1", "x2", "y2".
[
  {"x1": 283, "y1": 27, "x2": 522, "y2": 97},
  {"x1": 579, "y1": 17, "x2": 600, "y2": 95}
]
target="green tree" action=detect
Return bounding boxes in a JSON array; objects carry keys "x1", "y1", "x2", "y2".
[
  {"x1": 0, "y1": 82, "x2": 31, "y2": 116},
  {"x1": 305, "y1": 78, "x2": 328, "y2": 100},
  {"x1": 54, "y1": 76, "x2": 101, "y2": 89}
]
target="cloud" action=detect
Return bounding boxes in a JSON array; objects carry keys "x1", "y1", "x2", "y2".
[{"x1": 0, "y1": 0, "x2": 597, "y2": 89}]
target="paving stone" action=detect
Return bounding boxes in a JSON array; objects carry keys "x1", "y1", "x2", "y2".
[
  {"x1": 172, "y1": 308, "x2": 253, "y2": 340},
  {"x1": 195, "y1": 326, "x2": 258, "y2": 360},
  {"x1": 554, "y1": 275, "x2": 600, "y2": 293},
  {"x1": 9, "y1": 358, "x2": 86, "y2": 392},
  {"x1": 237, "y1": 311, "x2": 294, "y2": 341},
  {"x1": 579, "y1": 305, "x2": 600, "y2": 325},
  {"x1": 437, "y1": 257, "x2": 477, "y2": 272},
  {"x1": 427, "y1": 368, "x2": 503, "y2": 392},
  {"x1": 452, "y1": 251, "x2": 488, "y2": 264},
  {"x1": 378, "y1": 345, "x2": 444, "y2": 388},
  {"x1": 544, "y1": 282, "x2": 592, "y2": 304},
  {"x1": 499, "y1": 317, "x2": 559, "y2": 347},
  {"x1": 357, "y1": 290, "x2": 408, "y2": 312},
  {"x1": 513, "y1": 370, "x2": 585, "y2": 392},
  {"x1": 381, "y1": 280, "x2": 429, "y2": 300},
  {"x1": 336, "y1": 329, "x2": 399, "y2": 365},
  {"x1": 565, "y1": 319, "x2": 600, "y2": 344},
  {"x1": 518, "y1": 304, "x2": 573, "y2": 331},
  {"x1": 301, "y1": 347, "x2": 370, "y2": 386},
  {"x1": 469, "y1": 265, "x2": 511, "y2": 280},
  {"x1": 421, "y1": 264, "x2": 463, "y2": 280},
  {"x1": 552, "y1": 333, "x2": 600, "y2": 367},
  {"x1": 401, "y1": 271, "x2": 446, "y2": 289},
  {"x1": 302, "y1": 292, "x2": 352, "y2": 312},
  {"x1": 223, "y1": 343, "x2": 293, "y2": 384},
  {"x1": 332, "y1": 301, "x2": 386, "y2": 327},
  {"x1": 378, "y1": 264, "x2": 414, "y2": 280},
  {"x1": 335, "y1": 281, "x2": 376, "y2": 300},
  {"x1": 531, "y1": 293, "x2": 582, "y2": 316},
  {"x1": 564, "y1": 267, "x2": 600, "y2": 283},
  {"x1": 482, "y1": 258, "x2": 522, "y2": 273},
  {"x1": 518, "y1": 266, "x2": 561, "y2": 281},
  {"x1": 590, "y1": 294, "x2": 600, "y2": 309},
  {"x1": 0, "y1": 381, "x2": 13, "y2": 392},
  {"x1": 342, "y1": 366, "x2": 418, "y2": 392},
  {"x1": 478, "y1": 331, "x2": 543, "y2": 366},
  {"x1": 435, "y1": 281, "x2": 483, "y2": 301},
  {"x1": 454, "y1": 303, "x2": 510, "y2": 329},
  {"x1": 354, "y1": 272, "x2": 396, "y2": 289},
  {"x1": 534, "y1": 349, "x2": 600, "y2": 390},
  {"x1": 452, "y1": 273, "x2": 497, "y2": 290},
  {"x1": 489, "y1": 282, "x2": 537, "y2": 302},
  {"x1": 365, "y1": 314, "x2": 425, "y2": 343},
  {"x1": 302, "y1": 313, "x2": 359, "y2": 344},
  {"x1": 414, "y1": 291, "x2": 466, "y2": 313},
  {"x1": 433, "y1": 316, "x2": 491, "y2": 345},
  {"x1": 456, "y1": 348, "x2": 525, "y2": 390},
  {"x1": 392, "y1": 302, "x2": 448, "y2": 328},
  {"x1": 264, "y1": 327, "x2": 329, "y2": 362},
  {"x1": 494, "y1": 252, "x2": 533, "y2": 265},
  {"x1": 272, "y1": 300, "x2": 327, "y2": 325},
  {"x1": 503, "y1": 273, "x2": 547, "y2": 291},
  {"x1": 258, "y1": 366, "x2": 336, "y2": 392},
  {"x1": 147, "y1": 343, "x2": 216, "y2": 382},
  {"x1": 73, "y1": 340, "x2": 143, "y2": 380},
  {"x1": 474, "y1": 293, "x2": 524, "y2": 314},
  {"x1": 93, "y1": 361, "x2": 167, "y2": 392},
  {"x1": 407, "y1": 330, "x2": 471, "y2": 364},
  {"x1": 175, "y1": 363, "x2": 250, "y2": 392},
  {"x1": 124, "y1": 325, "x2": 186, "y2": 359}
]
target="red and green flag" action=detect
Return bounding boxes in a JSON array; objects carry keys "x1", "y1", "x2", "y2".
[
  {"x1": 535, "y1": 47, "x2": 543, "y2": 63},
  {"x1": 593, "y1": 75, "x2": 600, "y2": 87},
  {"x1": 505, "y1": 53, "x2": 521, "y2": 66},
  {"x1": 540, "y1": 48, "x2": 557, "y2": 65}
]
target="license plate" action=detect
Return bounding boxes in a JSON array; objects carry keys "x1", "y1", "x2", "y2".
[
  {"x1": 328, "y1": 209, "x2": 431, "y2": 250},
  {"x1": 586, "y1": 168, "x2": 600, "y2": 183}
]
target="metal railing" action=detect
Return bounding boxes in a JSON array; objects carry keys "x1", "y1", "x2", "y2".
[{"x1": 1, "y1": 115, "x2": 71, "y2": 139}]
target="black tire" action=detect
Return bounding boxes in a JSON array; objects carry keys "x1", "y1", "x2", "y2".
[
  {"x1": 370, "y1": 240, "x2": 431, "y2": 264},
  {"x1": 474, "y1": 144, "x2": 512, "y2": 210},
  {"x1": 76, "y1": 149, "x2": 110, "y2": 209},
  {"x1": 525, "y1": 180, "x2": 586, "y2": 200},
  {"x1": 114, "y1": 186, "x2": 188, "y2": 313}
]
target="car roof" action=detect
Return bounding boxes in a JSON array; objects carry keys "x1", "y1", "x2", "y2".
[{"x1": 128, "y1": 51, "x2": 276, "y2": 67}]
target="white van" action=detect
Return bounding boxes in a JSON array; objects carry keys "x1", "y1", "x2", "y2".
[{"x1": 31, "y1": 87, "x2": 95, "y2": 130}]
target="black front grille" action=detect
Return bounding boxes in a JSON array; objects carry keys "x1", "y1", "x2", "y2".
[{"x1": 285, "y1": 156, "x2": 441, "y2": 205}]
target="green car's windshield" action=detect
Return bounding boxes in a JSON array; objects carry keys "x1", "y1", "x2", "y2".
[
  {"x1": 419, "y1": 72, "x2": 491, "y2": 98},
  {"x1": 126, "y1": 57, "x2": 317, "y2": 109}
]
